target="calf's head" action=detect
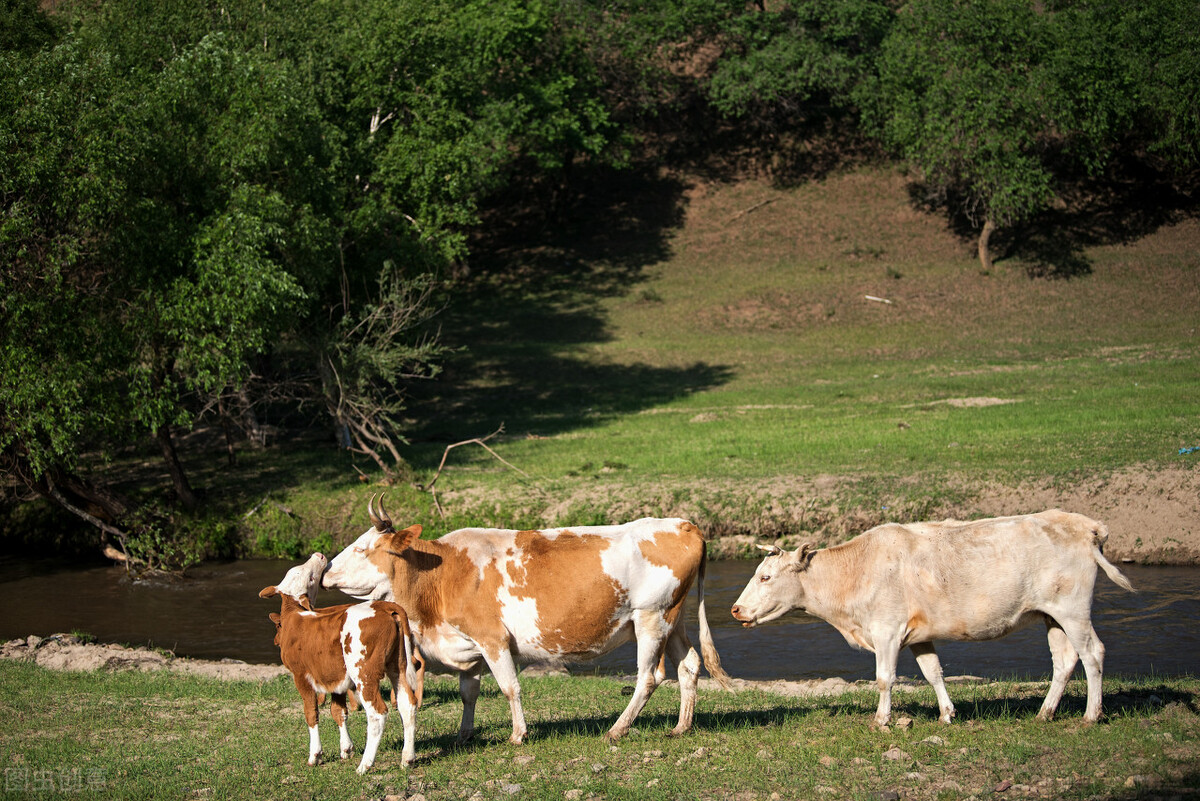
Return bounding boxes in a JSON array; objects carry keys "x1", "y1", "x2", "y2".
[
  {"x1": 258, "y1": 551, "x2": 328, "y2": 609},
  {"x1": 730, "y1": 543, "x2": 815, "y2": 627},
  {"x1": 321, "y1": 494, "x2": 422, "y2": 600}
]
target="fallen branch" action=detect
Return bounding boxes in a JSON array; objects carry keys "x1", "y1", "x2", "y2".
[
  {"x1": 416, "y1": 425, "x2": 537, "y2": 518},
  {"x1": 728, "y1": 197, "x2": 777, "y2": 222}
]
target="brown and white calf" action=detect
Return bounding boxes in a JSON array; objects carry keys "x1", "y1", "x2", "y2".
[
  {"x1": 322, "y1": 498, "x2": 731, "y2": 744},
  {"x1": 731, "y1": 509, "x2": 1134, "y2": 727},
  {"x1": 260, "y1": 553, "x2": 424, "y2": 773}
]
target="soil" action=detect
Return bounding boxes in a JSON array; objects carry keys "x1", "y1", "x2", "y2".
[
  {"x1": 443, "y1": 464, "x2": 1200, "y2": 564},
  {"x1": 1, "y1": 633, "x2": 288, "y2": 682}
]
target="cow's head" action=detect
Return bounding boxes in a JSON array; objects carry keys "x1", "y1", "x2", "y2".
[
  {"x1": 259, "y1": 552, "x2": 327, "y2": 607},
  {"x1": 321, "y1": 494, "x2": 422, "y2": 600},
  {"x1": 730, "y1": 543, "x2": 815, "y2": 627}
]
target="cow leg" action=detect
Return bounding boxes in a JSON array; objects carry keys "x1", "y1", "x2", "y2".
[
  {"x1": 1053, "y1": 616, "x2": 1106, "y2": 723},
  {"x1": 665, "y1": 626, "x2": 701, "y2": 736},
  {"x1": 910, "y1": 642, "x2": 955, "y2": 723},
  {"x1": 356, "y1": 682, "x2": 389, "y2": 775},
  {"x1": 482, "y1": 647, "x2": 528, "y2": 745},
  {"x1": 1038, "y1": 617, "x2": 1080, "y2": 721},
  {"x1": 330, "y1": 692, "x2": 354, "y2": 760},
  {"x1": 871, "y1": 632, "x2": 902, "y2": 728},
  {"x1": 606, "y1": 609, "x2": 670, "y2": 742},
  {"x1": 457, "y1": 665, "x2": 483, "y2": 744}
]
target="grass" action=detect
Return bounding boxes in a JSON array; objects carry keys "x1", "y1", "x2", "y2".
[{"x1": 1, "y1": 661, "x2": 1197, "y2": 800}]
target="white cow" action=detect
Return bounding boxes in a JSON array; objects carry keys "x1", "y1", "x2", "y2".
[
  {"x1": 731, "y1": 509, "x2": 1134, "y2": 726},
  {"x1": 322, "y1": 497, "x2": 731, "y2": 744}
]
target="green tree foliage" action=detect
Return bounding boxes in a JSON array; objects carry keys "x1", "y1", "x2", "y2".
[
  {"x1": 705, "y1": 0, "x2": 893, "y2": 118},
  {"x1": 1111, "y1": 0, "x2": 1200, "y2": 170},
  {"x1": 868, "y1": 0, "x2": 1069, "y2": 270},
  {"x1": 1, "y1": 0, "x2": 620, "y2": 561}
]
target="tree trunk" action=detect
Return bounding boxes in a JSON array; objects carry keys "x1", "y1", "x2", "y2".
[
  {"x1": 155, "y1": 424, "x2": 198, "y2": 510},
  {"x1": 978, "y1": 217, "x2": 996, "y2": 272}
]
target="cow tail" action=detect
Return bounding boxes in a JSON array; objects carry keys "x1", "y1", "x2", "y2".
[
  {"x1": 1091, "y1": 524, "x2": 1135, "y2": 593},
  {"x1": 697, "y1": 544, "x2": 733, "y2": 689}
]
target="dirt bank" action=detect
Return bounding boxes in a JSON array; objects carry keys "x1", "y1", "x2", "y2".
[
  {"x1": 444, "y1": 465, "x2": 1200, "y2": 564},
  {"x1": 1, "y1": 633, "x2": 288, "y2": 681}
]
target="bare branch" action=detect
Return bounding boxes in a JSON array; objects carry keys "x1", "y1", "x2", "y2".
[{"x1": 417, "y1": 425, "x2": 540, "y2": 517}]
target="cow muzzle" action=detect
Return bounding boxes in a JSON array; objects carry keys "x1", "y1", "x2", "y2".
[{"x1": 730, "y1": 605, "x2": 757, "y2": 628}]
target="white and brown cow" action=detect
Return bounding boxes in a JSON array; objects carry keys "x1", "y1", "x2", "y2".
[
  {"x1": 322, "y1": 498, "x2": 731, "y2": 744},
  {"x1": 260, "y1": 553, "x2": 425, "y2": 773},
  {"x1": 731, "y1": 509, "x2": 1134, "y2": 727}
]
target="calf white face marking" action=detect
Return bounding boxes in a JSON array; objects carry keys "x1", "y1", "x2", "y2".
[
  {"x1": 274, "y1": 552, "x2": 328, "y2": 600},
  {"x1": 323, "y1": 530, "x2": 391, "y2": 599}
]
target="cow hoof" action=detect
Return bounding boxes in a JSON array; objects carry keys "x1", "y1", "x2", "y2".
[
  {"x1": 603, "y1": 730, "x2": 626, "y2": 743},
  {"x1": 308, "y1": 753, "x2": 323, "y2": 767},
  {"x1": 668, "y1": 725, "x2": 690, "y2": 737},
  {"x1": 355, "y1": 763, "x2": 371, "y2": 775}
]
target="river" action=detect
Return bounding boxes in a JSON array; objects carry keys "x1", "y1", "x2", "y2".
[{"x1": 1, "y1": 557, "x2": 1195, "y2": 681}]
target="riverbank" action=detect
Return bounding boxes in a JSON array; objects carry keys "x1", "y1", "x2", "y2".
[
  {"x1": 437, "y1": 465, "x2": 1200, "y2": 565},
  {"x1": 0, "y1": 632, "x2": 986, "y2": 702}
]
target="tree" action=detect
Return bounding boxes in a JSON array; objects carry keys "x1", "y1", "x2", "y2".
[{"x1": 868, "y1": 0, "x2": 1071, "y2": 270}]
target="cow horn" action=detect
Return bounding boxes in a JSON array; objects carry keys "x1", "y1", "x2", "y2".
[
  {"x1": 376, "y1": 494, "x2": 395, "y2": 533},
  {"x1": 367, "y1": 493, "x2": 385, "y2": 531},
  {"x1": 756, "y1": 544, "x2": 783, "y2": 556}
]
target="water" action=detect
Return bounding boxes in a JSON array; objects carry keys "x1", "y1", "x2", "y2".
[{"x1": 0, "y1": 557, "x2": 1195, "y2": 681}]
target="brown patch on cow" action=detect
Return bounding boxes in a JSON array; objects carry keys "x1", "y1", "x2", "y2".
[
  {"x1": 637, "y1": 522, "x2": 704, "y2": 609},
  {"x1": 904, "y1": 611, "x2": 928, "y2": 644},
  {"x1": 501, "y1": 530, "x2": 627, "y2": 655}
]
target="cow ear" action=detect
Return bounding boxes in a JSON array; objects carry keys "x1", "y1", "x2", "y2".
[
  {"x1": 298, "y1": 594, "x2": 314, "y2": 611},
  {"x1": 792, "y1": 543, "x2": 816, "y2": 570},
  {"x1": 258, "y1": 586, "x2": 279, "y2": 598},
  {"x1": 386, "y1": 524, "x2": 422, "y2": 557},
  {"x1": 268, "y1": 612, "x2": 281, "y2": 628}
]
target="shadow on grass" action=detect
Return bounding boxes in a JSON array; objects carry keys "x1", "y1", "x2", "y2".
[
  {"x1": 885, "y1": 680, "x2": 1198, "y2": 723},
  {"x1": 405, "y1": 164, "x2": 734, "y2": 452},
  {"x1": 907, "y1": 154, "x2": 1200, "y2": 278}
]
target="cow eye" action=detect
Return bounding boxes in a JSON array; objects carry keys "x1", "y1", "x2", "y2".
[
  {"x1": 759, "y1": 573, "x2": 771, "y2": 583},
  {"x1": 354, "y1": 546, "x2": 366, "y2": 554}
]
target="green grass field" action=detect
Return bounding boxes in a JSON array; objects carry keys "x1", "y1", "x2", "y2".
[{"x1": 1, "y1": 661, "x2": 1196, "y2": 800}]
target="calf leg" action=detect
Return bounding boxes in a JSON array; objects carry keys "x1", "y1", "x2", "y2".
[
  {"x1": 294, "y1": 680, "x2": 323, "y2": 766},
  {"x1": 665, "y1": 626, "x2": 701, "y2": 736},
  {"x1": 330, "y1": 692, "x2": 354, "y2": 760},
  {"x1": 910, "y1": 642, "x2": 955, "y2": 723},
  {"x1": 607, "y1": 609, "x2": 670, "y2": 742},
  {"x1": 395, "y1": 680, "x2": 418, "y2": 766},
  {"x1": 355, "y1": 682, "x2": 389, "y2": 774},
  {"x1": 482, "y1": 646, "x2": 528, "y2": 745},
  {"x1": 1037, "y1": 617, "x2": 1079, "y2": 721},
  {"x1": 457, "y1": 665, "x2": 483, "y2": 744}
]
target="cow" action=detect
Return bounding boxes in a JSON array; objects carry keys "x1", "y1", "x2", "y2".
[
  {"x1": 259, "y1": 553, "x2": 425, "y2": 773},
  {"x1": 321, "y1": 497, "x2": 732, "y2": 744},
  {"x1": 730, "y1": 509, "x2": 1134, "y2": 727}
]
